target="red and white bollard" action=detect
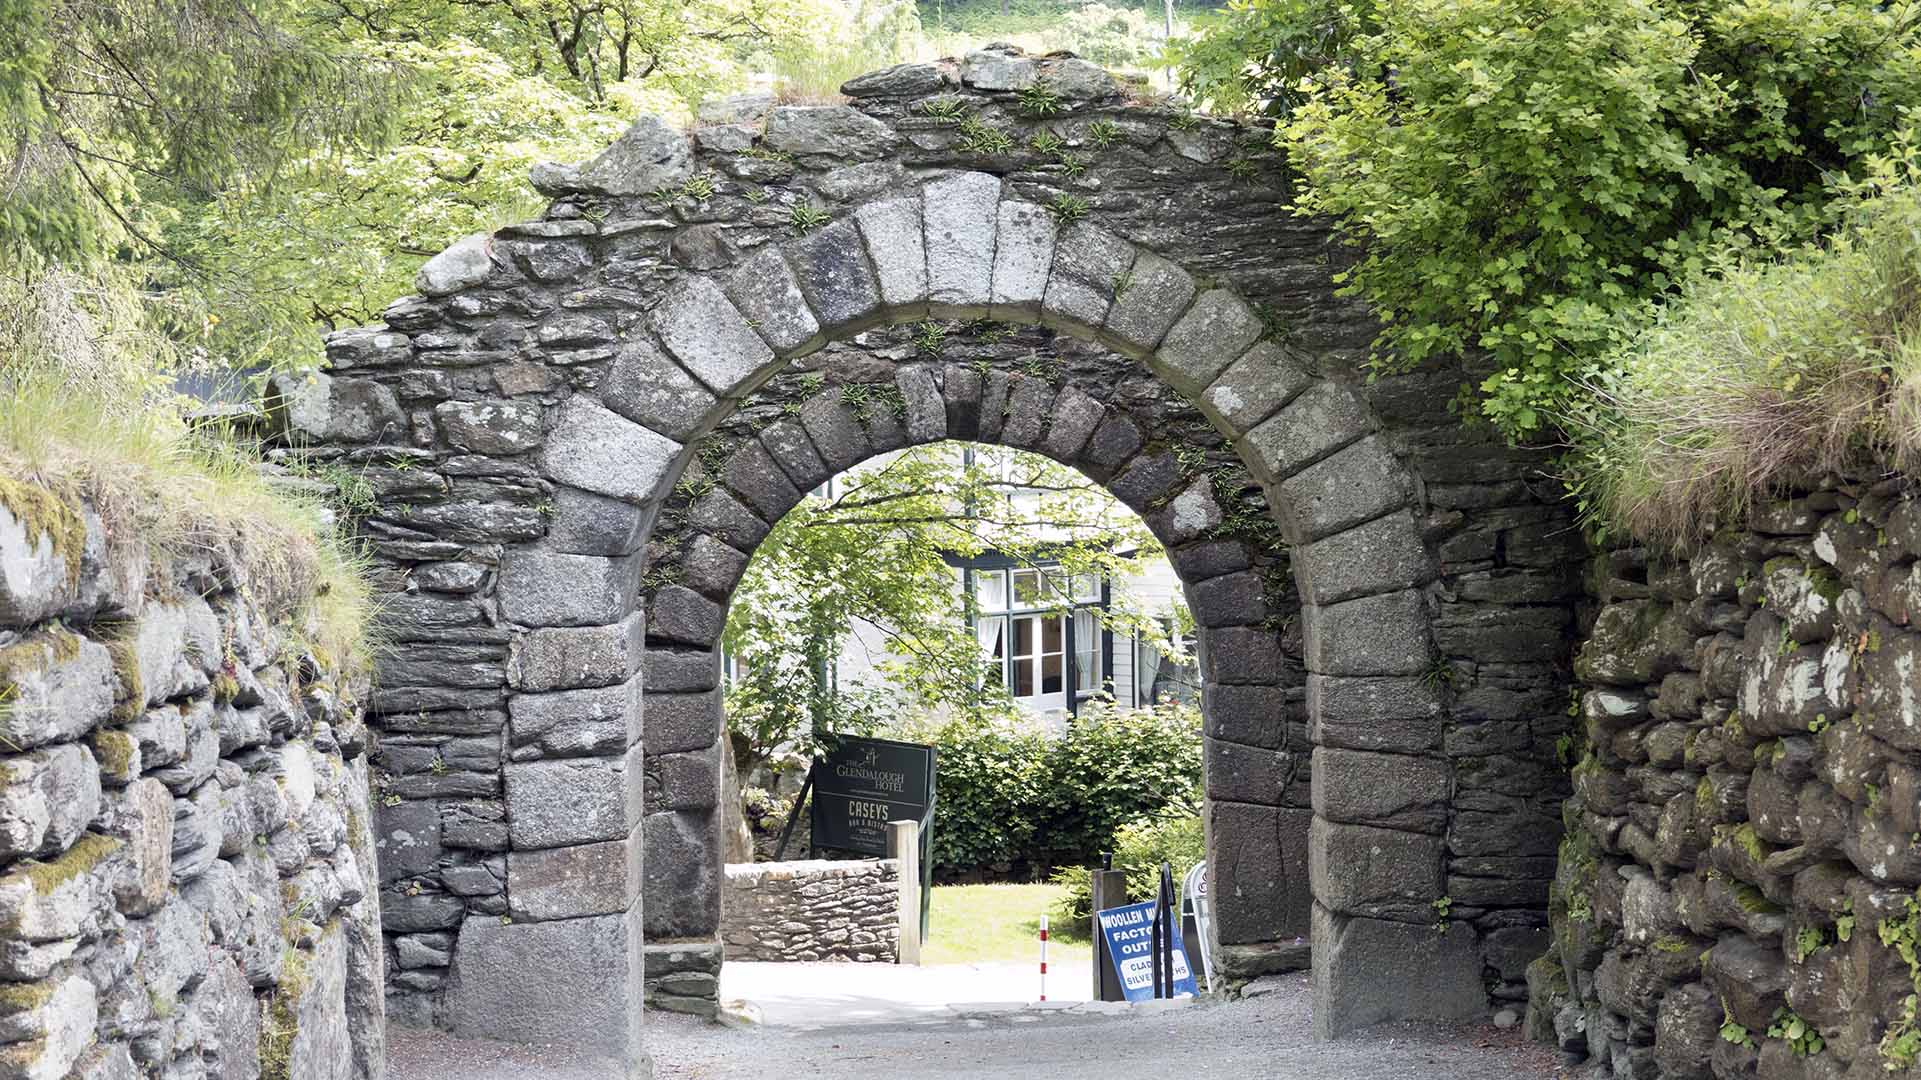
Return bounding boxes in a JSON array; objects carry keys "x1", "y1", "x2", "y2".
[{"x1": 1039, "y1": 914, "x2": 1049, "y2": 1001}]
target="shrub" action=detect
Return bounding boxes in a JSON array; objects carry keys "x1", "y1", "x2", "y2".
[
  {"x1": 1025, "y1": 700, "x2": 1202, "y2": 869},
  {"x1": 916, "y1": 701, "x2": 1202, "y2": 882},
  {"x1": 1179, "y1": 0, "x2": 1921, "y2": 444},
  {"x1": 920, "y1": 716, "x2": 1049, "y2": 877}
]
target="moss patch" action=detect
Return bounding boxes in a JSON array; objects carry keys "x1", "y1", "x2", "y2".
[
  {"x1": 0, "y1": 979, "x2": 56, "y2": 1013},
  {"x1": 92, "y1": 729, "x2": 136, "y2": 780},
  {"x1": 1732, "y1": 823, "x2": 1769, "y2": 863},
  {"x1": 14, "y1": 833, "x2": 122, "y2": 896},
  {"x1": 0, "y1": 477, "x2": 85, "y2": 587},
  {"x1": 1733, "y1": 883, "x2": 1784, "y2": 915},
  {"x1": 0, "y1": 625, "x2": 82, "y2": 692},
  {"x1": 103, "y1": 633, "x2": 144, "y2": 723}
]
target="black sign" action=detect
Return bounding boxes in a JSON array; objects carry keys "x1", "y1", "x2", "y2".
[{"x1": 810, "y1": 736, "x2": 936, "y2": 857}]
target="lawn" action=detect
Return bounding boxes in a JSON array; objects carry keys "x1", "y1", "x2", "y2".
[{"x1": 924, "y1": 882, "x2": 1079, "y2": 965}]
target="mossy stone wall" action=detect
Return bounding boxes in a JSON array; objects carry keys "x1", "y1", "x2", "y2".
[
  {"x1": 0, "y1": 490, "x2": 383, "y2": 1080},
  {"x1": 1533, "y1": 485, "x2": 1921, "y2": 1077}
]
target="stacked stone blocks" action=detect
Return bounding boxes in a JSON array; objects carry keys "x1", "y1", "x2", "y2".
[
  {"x1": 0, "y1": 496, "x2": 384, "y2": 1079},
  {"x1": 1533, "y1": 489, "x2": 1921, "y2": 1077},
  {"x1": 720, "y1": 860, "x2": 900, "y2": 963}
]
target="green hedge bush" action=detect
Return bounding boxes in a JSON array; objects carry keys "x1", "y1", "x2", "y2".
[{"x1": 911, "y1": 701, "x2": 1201, "y2": 882}]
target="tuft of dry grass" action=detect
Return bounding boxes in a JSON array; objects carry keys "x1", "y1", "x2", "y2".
[
  {"x1": 0, "y1": 372, "x2": 375, "y2": 676},
  {"x1": 1571, "y1": 179, "x2": 1921, "y2": 546}
]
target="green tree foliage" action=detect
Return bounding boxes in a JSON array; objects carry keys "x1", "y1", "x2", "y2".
[
  {"x1": 0, "y1": 0, "x2": 397, "y2": 394},
  {"x1": 770, "y1": 0, "x2": 923, "y2": 101},
  {"x1": 1, "y1": 0, "x2": 839, "y2": 380},
  {"x1": 169, "y1": 0, "x2": 833, "y2": 370},
  {"x1": 1176, "y1": 0, "x2": 1921, "y2": 443},
  {"x1": 0, "y1": 0, "x2": 393, "y2": 270},
  {"x1": 723, "y1": 441, "x2": 1179, "y2": 774},
  {"x1": 1165, "y1": 0, "x2": 1373, "y2": 117},
  {"x1": 161, "y1": 39, "x2": 627, "y2": 371}
]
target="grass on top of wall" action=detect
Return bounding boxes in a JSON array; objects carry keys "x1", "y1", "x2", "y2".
[
  {"x1": 1571, "y1": 172, "x2": 1921, "y2": 547},
  {"x1": 0, "y1": 369, "x2": 374, "y2": 676}
]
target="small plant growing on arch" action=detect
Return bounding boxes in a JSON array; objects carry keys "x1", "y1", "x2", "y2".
[
  {"x1": 912, "y1": 320, "x2": 947, "y2": 355},
  {"x1": 1086, "y1": 118, "x2": 1122, "y2": 149},
  {"x1": 916, "y1": 96, "x2": 970, "y2": 123},
  {"x1": 958, "y1": 117, "x2": 1014, "y2": 156},
  {"x1": 1018, "y1": 82, "x2": 1062, "y2": 118},
  {"x1": 1048, "y1": 193, "x2": 1089, "y2": 224},
  {"x1": 789, "y1": 204, "x2": 830, "y2": 234}
]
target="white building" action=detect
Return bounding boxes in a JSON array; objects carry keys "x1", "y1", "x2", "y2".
[{"x1": 803, "y1": 444, "x2": 1198, "y2": 727}]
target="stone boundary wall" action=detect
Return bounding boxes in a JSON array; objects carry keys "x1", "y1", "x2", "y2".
[
  {"x1": 1529, "y1": 485, "x2": 1921, "y2": 1077},
  {"x1": 720, "y1": 859, "x2": 900, "y2": 963},
  {"x1": 0, "y1": 495, "x2": 383, "y2": 1078}
]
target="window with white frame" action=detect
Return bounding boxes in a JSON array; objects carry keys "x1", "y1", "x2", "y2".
[{"x1": 970, "y1": 565, "x2": 1104, "y2": 713}]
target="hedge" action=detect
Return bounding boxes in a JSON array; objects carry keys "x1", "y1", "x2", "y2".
[{"x1": 916, "y1": 701, "x2": 1201, "y2": 882}]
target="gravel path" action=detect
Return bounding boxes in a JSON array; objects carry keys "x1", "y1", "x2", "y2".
[{"x1": 391, "y1": 974, "x2": 1570, "y2": 1080}]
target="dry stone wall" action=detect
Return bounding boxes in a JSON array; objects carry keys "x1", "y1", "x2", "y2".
[
  {"x1": 720, "y1": 860, "x2": 899, "y2": 963},
  {"x1": 299, "y1": 42, "x2": 1579, "y2": 1055},
  {"x1": 1530, "y1": 485, "x2": 1921, "y2": 1078},
  {"x1": 0, "y1": 495, "x2": 383, "y2": 1079}
]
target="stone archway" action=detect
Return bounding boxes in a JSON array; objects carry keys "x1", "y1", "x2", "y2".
[
  {"x1": 308, "y1": 46, "x2": 1578, "y2": 1077},
  {"x1": 462, "y1": 164, "x2": 1450, "y2": 1049},
  {"x1": 636, "y1": 317, "x2": 1320, "y2": 1011}
]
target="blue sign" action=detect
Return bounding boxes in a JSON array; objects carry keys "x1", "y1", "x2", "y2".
[{"x1": 1096, "y1": 901, "x2": 1198, "y2": 1002}]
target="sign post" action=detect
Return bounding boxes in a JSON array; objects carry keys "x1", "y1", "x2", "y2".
[
  {"x1": 1090, "y1": 868, "x2": 1129, "y2": 1001},
  {"x1": 1184, "y1": 861, "x2": 1215, "y2": 991},
  {"x1": 887, "y1": 819, "x2": 922, "y2": 965},
  {"x1": 810, "y1": 735, "x2": 937, "y2": 939},
  {"x1": 1095, "y1": 899, "x2": 1199, "y2": 1002}
]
